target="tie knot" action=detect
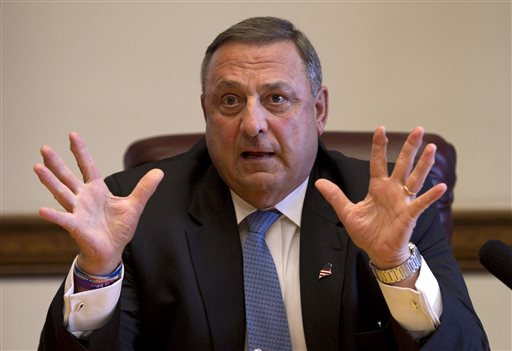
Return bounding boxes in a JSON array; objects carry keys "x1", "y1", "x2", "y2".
[{"x1": 245, "y1": 210, "x2": 281, "y2": 236}]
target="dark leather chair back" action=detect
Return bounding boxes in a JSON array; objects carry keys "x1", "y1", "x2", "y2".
[{"x1": 124, "y1": 131, "x2": 456, "y2": 241}]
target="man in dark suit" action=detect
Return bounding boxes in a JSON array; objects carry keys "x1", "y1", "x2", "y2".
[{"x1": 35, "y1": 17, "x2": 488, "y2": 350}]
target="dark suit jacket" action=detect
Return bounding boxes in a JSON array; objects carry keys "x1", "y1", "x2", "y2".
[{"x1": 39, "y1": 139, "x2": 489, "y2": 351}]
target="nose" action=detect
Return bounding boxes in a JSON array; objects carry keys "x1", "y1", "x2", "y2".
[{"x1": 240, "y1": 99, "x2": 268, "y2": 137}]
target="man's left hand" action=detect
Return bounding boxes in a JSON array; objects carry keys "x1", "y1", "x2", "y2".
[{"x1": 315, "y1": 126, "x2": 447, "y2": 273}]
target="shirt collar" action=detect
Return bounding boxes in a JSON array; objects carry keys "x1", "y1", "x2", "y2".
[{"x1": 230, "y1": 178, "x2": 309, "y2": 228}]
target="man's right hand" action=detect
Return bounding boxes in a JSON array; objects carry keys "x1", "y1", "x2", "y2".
[{"x1": 34, "y1": 132, "x2": 164, "y2": 277}]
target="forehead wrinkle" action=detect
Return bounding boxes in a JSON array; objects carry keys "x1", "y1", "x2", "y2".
[
  {"x1": 221, "y1": 56, "x2": 289, "y2": 69},
  {"x1": 209, "y1": 59, "x2": 290, "y2": 84}
]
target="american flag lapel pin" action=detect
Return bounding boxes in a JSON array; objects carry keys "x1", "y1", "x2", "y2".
[{"x1": 318, "y1": 262, "x2": 333, "y2": 280}]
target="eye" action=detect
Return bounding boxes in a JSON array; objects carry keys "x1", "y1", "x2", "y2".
[
  {"x1": 269, "y1": 94, "x2": 285, "y2": 104},
  {"x1": 263, "y1": 93, "x2": 291, "y2": 113},
  {"x1": 221, "y1": 94, "x2": 240, "y2": 106},
  {"x1": 218, "y1": 93, "x2": 244, "y2": 116}
]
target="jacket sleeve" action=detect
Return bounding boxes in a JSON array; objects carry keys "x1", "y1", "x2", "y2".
[
  {"x1": 411, "y1": 203, "x2": 489, "y2": 350},
  {"x1": 38, "y1": 279, "x2": 122, "y2": 351},
  {"x1": 38, "y1": 175, "x2": 129, "y2": 351}
]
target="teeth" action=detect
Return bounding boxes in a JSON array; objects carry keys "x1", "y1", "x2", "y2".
[{"x1": 247, "y1": 153, "x2": 264, "y2": 158}]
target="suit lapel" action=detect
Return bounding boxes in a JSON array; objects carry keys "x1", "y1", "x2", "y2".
[
  {"x1": 185, "y1": 166, "x2": 245, "y2": 350},
  {"x1": 299, "y1": 147, "x2": 373, "y2": 350},
  {"x1": 300, "y1": 176, "x2": 350, "y2": 350}
]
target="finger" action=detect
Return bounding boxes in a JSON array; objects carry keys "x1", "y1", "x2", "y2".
[
  {"x1": 129, "y1": 169, "x2": 165, "y2": 211},
  {"x1": 40, "y1": 144, "x2": 82, "y2": 193},
  {"x1": 34, "y1": 163, "x2": 76, "y2": 212},
  {"x1": 38, "y1": 207, "x2": 77, "y2": 235},
  {"x1": 69, "y1": 132, "x2": 101, "y2": 182},
  {"x1": 391, "y1": 127, "x2": 424, "y2": 183},
  {"x1": 408, "y1": 183, "x2": 447, "y2": 219},
  {"x1": 315, "y1": 178, "x2": 352, "y2": 221},
  {"x1": 369, "y1": 126, "x2": 389, "y2": 179},
  {"x1": 405, "y1": 143, "x2": 437, "y2": 194}
]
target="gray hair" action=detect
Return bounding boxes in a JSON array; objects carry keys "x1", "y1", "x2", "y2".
[{"x1": 200, "y1": 16, "x2": 322, "y2": 96}]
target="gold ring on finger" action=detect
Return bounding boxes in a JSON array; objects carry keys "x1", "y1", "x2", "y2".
[{"x1": 403, "y1": 184, "x2": 417, "y2": 197}]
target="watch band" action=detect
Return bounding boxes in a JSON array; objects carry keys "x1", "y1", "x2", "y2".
[{"x1": 370, "y1": 242, "x2": 422, "y2": 284}]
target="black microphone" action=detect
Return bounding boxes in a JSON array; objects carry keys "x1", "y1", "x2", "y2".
[{"x1": 478, "y1": 240, "x2": 512, "y2": 289}]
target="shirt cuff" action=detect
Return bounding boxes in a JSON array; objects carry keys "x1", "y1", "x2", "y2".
[
  {"x1": 63, "y1": 257, "x2": 123, "y2": 338},
  {"x1": 377, "y1": 255, "x2": 443, "y2": 339}
]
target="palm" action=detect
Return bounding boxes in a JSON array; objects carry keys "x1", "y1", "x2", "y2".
[
  {"x1": 34, "y1": 133, "x2": 163, "y2": 274},
  {"x1": 316, "y1": 127, "x2": 446, "y2": 268},
  {"x1": 339, "y1": 177, "x2": 417, "y2": 261},
  {"x1": 67, "y1": 180, "x2": 137, "y2": 256}
]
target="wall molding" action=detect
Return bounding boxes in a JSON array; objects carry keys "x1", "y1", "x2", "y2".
[
  {"x1": 451, "y1": 210, "x2": 512, "y2": 270},
  {"x1": 1, "y1": 210, "x2": 511, "y2": 276}
]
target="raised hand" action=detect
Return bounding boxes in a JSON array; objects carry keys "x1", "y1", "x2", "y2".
[
  {"x1": 34, "y1": 133, "x2": 164, "y2": 275},
  {"x1": 315, "y1": 126, "x2": 447, "y2": 273}
]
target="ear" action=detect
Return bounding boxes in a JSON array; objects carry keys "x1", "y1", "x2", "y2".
[
  {"x1": 314, "y1": 86, "x2": 329, "y2": 136},
  {"x1": 201, "y1": 94, "x2": 208, "y2": 121}
]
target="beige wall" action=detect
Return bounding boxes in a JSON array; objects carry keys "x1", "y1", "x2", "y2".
[{"x1": 1, "y1": 2, "x2": 510, "y2": 350}]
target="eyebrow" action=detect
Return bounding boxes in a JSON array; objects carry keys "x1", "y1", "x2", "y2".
[
  {"x1": 211, "y1": 80, "x2": 243, "y2": 92},
  {"x1": 261, "y1": 81, "x2": 295, "y2": 92}
]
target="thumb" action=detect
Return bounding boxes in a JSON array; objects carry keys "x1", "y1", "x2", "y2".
[
  {"x1": 130, "y1": 169, "x2": 164, "y2": 209},
  {"x1": 315, "y1": 178, "x2": 352, "y2": 220}
]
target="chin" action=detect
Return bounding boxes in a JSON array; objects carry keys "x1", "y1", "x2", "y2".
[
  {"x1": 243, "y1": 177, "x2": 301, "y2": 206},
  {"x1": 242, "y1": 176, "x2": 280, "y2": 193}
]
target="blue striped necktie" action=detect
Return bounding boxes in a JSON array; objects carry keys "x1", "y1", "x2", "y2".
[{"x1": 243, "y1": 210, "x2": 292, "y2": 351}]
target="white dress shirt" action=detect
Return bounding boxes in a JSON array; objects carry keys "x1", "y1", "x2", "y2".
[{"x1": 64, "y1": 179, "x2": 442, "y2": 347}]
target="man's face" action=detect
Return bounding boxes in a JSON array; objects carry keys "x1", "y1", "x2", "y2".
[{"x1": 201, "y1": 41, "x2": 328, "y2": 208}]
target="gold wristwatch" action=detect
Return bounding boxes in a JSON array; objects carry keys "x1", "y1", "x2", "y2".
[{"x1": 370, "y1": 242, "x2": 421, "y2": 284}]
